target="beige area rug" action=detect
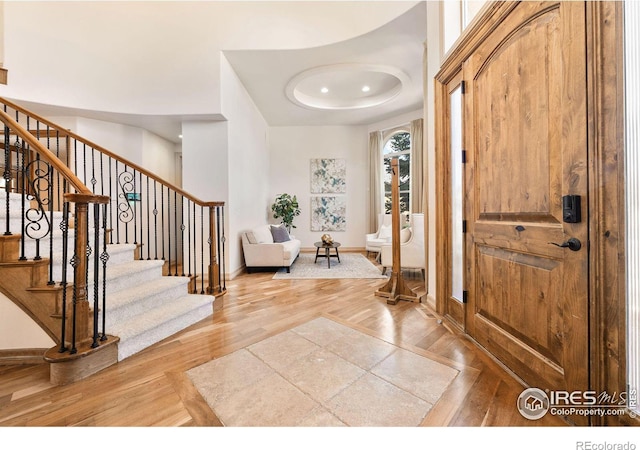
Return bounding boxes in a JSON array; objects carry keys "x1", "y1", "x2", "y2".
[
  {"x1": 186, "y1": 317, "x2": 459, "y2": 426},
  {"x1": 272, "y1": 253, "x2": 388, "y2": 279}
]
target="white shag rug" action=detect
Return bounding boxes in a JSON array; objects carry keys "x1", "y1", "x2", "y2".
[{"x1": 273, "y1": 253, "x2": 387, "y2": 279}]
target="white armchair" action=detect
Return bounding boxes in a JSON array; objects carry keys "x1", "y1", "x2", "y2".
[
  {"x1": 380, "y1": 213, "x2": 425, "y2": 278},
  {"x1": 365, "y1": 214, "x2": 392, "y2": 258}
]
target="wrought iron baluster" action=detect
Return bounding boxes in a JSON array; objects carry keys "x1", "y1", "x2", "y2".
[
  {"x1": 200, "y1": 205, "x2": 204, "y2": 294},
  {"x1": 69, "y1": 204, "x2": 79, "y2": 355},
  {"x1": 180, "y1": 194, "x2": 185, "y2": 276},
  {"x1": 25, "y1": 158, "x2": 52, "y2": 262},
  {"x1": 85, "y1": 200, "x2": 90, "y2": 294},
  {"x1": 161, "y1": 184, "x2": 165, "y2": 261},
  {"x1": 18, "y1": 137, "x2": 27, "y2": 260},
  {"x1": 167, "y1": 186, "x2": 172, "y2": 276},
  {"x1": 109, "y1": 157, "x2": 113, "y2": 244},
  {"x1": 99, "y1": 153, "x2": 104, "y2": 197},
  {"x1": 56, "y1": 129, "x2": 61, "y2": 206},
  {"x1": 216, "y1": 206, "x2": 220, "y2": 293},
  {"x1": 58, "y1": 202, "x2": 70, "y2": 353},
  {"x1": 192, "y1": 202, "x2": 197, "y2": 293},
  {"x1": 3, "y1": 124, "x2": 10, "y2": 236},
  {"x1": 132, "y1": 168, "x2": 138, "y2": 247},
  {"x1": 116, "y1": 161, "x2": 122, "y2": 243},
  {"x1": 139, "y1": 171, "x2": 143, "y2": 259},
  {"x1": 187, "y1": 199, "x2": 192, "y2": 278},
  {"x1": 116, "y1": 164, "x2": 136, "y2": 244},
  {"x1": 174, "y1": 191, "x2": 178, "y2": 276},
  {"x1": 90, "y1": 147, "x2": 96, "y2": 194},
  {"x1": 220, "y1": 206, "x2": 226, "y2": 292},
  {"x1": 146, "y1": 175, "x2": 150, "y2": 259},
  {"x1": 47, "y1": 152, "x2": 54, "y2": 284},
  {"x1": 83, "y1": 143, "x2": 87, "y2": 186},
  {"x1": 74, "y1": 139, "x2": 78, "y2": 180},
  {"x1": 153, "y1": 179, "x2": 158, "y2": 260},
  {"x1": 100, "y1": 203, "x2": 109, "y2": 341},
  {"x1": 92, "y1": 203, "x2": 100, "y2": 348}
]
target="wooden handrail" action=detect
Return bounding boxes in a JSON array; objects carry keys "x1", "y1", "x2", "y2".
[
  {"x1": 0, "y1": 97, "x2": 224, "y2": 208},
  {"x1": 0, "y1": 108, "x2": 101, "y2": 200}
]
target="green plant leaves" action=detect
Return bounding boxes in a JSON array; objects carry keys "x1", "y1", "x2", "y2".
[{"x1": 271, "y1": 193, "x2": 301, "y2": 231}]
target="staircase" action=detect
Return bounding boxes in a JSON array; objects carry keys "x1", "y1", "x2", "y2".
[{"x1": 0, "y1": 98, "x2": 226, "y2": 384}]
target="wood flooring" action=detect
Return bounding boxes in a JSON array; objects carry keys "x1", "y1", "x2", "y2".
[{"x1": 0, "y1": 253, "x2": 568, "y2": 428}]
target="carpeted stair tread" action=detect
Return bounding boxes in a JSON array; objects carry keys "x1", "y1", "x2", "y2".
[
  {"x1": 86, "y1": 259, "x2": 165, "y2": 297},
  {"x1": 103, "y1": 259, "x2": 164, "y2": 280},
  {"x1": 58, "y1": 243, "x2": 136, "y2": 264},
  {"x1": 102, "y1": 276, "x2": 191, "y2": 314},
  {"x1": 110, "y1": 294, "x2": 214, "y2": 360}
]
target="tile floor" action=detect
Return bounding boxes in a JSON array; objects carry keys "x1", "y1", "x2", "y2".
[{"x1": 186, "y1": 317, "x2": 459, "y2": 426}]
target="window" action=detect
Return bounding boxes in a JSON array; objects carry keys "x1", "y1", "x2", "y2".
[
  {"x1": 382, "y1": 130, "x2": 411, "y2": 214},
  {"x1": 626, "y1": 0, "x2": 640, "y2": 416},
  {"x1": 450, "y1": 85, "x2": 464, "y2": 302}
]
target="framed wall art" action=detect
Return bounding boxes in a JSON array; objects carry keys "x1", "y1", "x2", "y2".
[
  {"x1": 310, "y1": 196, "x2": 346, "y2": 231},
  {"x1": 310, "y1": 158, "x2": 346, "y2": 194}
]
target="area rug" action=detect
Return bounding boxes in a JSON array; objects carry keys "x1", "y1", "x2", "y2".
[
  {"x1": 272, "y1": 253, "x2": 387, "y2": 279},
  {"x1": 186, "y1": 317, "x2": 459, "y2": 426}
]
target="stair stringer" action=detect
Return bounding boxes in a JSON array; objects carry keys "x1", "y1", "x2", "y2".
[{"x1": 0, "y1": 235, "x2": 74, "y2": 345}]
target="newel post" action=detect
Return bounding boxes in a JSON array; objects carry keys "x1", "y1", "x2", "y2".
[
  {"x1": 70, "y1": 200, "x2": 90, "y2": 346},
  {"x1": 64, "y1": 193, "x2": 109, "y2": 351}
]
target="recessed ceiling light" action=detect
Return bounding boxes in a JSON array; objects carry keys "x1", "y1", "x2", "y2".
[
  {"x1": 179, "y1": 134, "x2": 183, "y2": 139},
  {"x1": 321, "y1": 87, "x2": 329, "y2": 94},
  {"x1": 362, "y1": 85, "x2": 371, "y2": 92}
]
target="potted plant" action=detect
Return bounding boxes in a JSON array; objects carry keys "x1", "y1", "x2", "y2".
[{"x1": 271, "y1": 193, "x2": 301, "y2": 232}]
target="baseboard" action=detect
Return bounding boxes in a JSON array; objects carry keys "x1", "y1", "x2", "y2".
[
  {"x1": 229, "y1": 265, "x2": 246, "y2": 279},
  {"x1": 0, "y1": 348, "x2": 47, "y2": 365},
  {"x1": 425, "y1": 293, "x2": 436, "y2": 311}
]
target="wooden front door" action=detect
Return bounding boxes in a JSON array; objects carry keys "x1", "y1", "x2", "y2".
[{"x1": 463, "y1": 1, "x2": 589, "y2": 405}]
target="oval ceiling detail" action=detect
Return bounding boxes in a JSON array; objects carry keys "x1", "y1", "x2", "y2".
[{"x1": 285, "y1": 64, "x2": 410, "y2": 110}]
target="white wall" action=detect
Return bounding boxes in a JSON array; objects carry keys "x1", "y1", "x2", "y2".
[
  {"x1": 76, "y1": 118, "x2": 144, "y2": 167},
  {"x1": 141, "y1": 130, "x2": 180, "y2": 185},
  {"x1": 426, "y1": 1, "x2": 442, "y2": 307},
  {"x1": 269, "y1": 126, "x2": 368, "y2": 250},
  {"x1": 45, "y1": 116, "x2": 178, "y2": 185},
  {"x1": 0, "y1": 1, "x2": 5, "y2": 67},
  {"x1": 181, "y1": 121, "x2": 229, "y2": 203},
  {"x1": 366, "y1": 109, "x2": 423, "y2": 135},
  {"x1": 0, "y1": 293, "x2": 55, "y2": 349},
  {"x1": 220, "y1": 54, "x2": 270, "y2": 276}
]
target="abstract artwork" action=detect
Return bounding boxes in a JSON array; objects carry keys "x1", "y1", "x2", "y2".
[
  {"x1": 310, "y1": 159, "x2": 346, "y2": 194},
  {"x1": 311, "y1": 196, "x2": 346, "y2": 231}
]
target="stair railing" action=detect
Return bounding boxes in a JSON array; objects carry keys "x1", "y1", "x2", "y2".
[
  {"x1": 0, "y1": 97, "x2": 226, "y2": 297},
  {"x1": 0, "y1": 108, "x2": 110, "y2": 355}
]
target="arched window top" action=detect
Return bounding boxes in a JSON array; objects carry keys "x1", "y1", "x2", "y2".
[
  {"x1": 382, "y1": 129, "x2": 411, "y2": 156},
  {"x1": 381, "y1": 126, "x2": 411, "y2": 214}
]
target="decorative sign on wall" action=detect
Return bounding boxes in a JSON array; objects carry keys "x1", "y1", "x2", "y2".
[
  {"x1": 310, "y1": 159, "x2": 346, "y2": 194},
  {"x1": 311, "y1": 196, "x2": 346, "y2": 231}
]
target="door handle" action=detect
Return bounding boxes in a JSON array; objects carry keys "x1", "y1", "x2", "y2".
[{"x1": 548, "y1": 237, "x2": 582, "y2": 251}]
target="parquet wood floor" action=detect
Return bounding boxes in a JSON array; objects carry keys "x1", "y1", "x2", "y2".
[{"x1": 0, "y1": 252, "x2": 568, "y2": 428}]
